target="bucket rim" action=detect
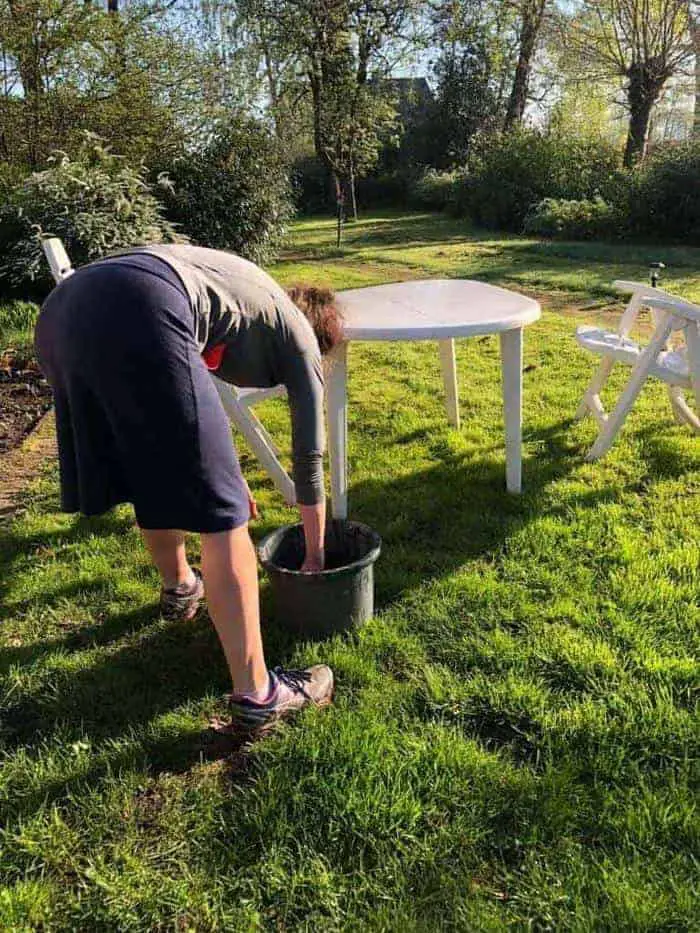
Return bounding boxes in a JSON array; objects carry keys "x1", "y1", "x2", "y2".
[{"x1": 258, "y1": 519, "x2": 382, "y2": 578}]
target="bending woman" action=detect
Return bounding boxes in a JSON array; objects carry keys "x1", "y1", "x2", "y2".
[{"x1": 35, "y1": 244, "x2": 343, "y2": 732}]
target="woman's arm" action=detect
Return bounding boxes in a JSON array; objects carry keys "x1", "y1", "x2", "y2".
[
  {"x1": 282, "y1": 344, "x2": 327, "y2": 570},
  {"x1": 299, "y1": 501, "x2": 326, "y2": 572}
]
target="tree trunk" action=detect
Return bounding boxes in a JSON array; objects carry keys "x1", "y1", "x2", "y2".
[
  {"x1": 504, "y1": 0, "x2": 546, "y2": 131},
  {"x1": 623, "y1": 62, "x2": 661, "y2": 166},
  {"x1": 691, "y1": 11, "x2": 700, "y2": 137},
  {"x1": 261, "y1": 39, "x2": 283, "y2": 141},
  {"x1": 695, "y1": 51, "x2": 700, "y2": 137},
  {"x1": 349, "y1": 161, "x2": 357, "y2": 220}
]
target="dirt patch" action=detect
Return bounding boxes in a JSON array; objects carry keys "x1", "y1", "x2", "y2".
[
  {"x1": 0, "y1": 408, "x2": 57, "y2": 520},
  {"x1": 0, "y1": 352, "x2": 53, "y2": 457}
]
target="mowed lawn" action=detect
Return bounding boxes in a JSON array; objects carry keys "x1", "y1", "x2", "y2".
[{"x1": 1, "y1": 213, "x2": 698, "y2": 930}]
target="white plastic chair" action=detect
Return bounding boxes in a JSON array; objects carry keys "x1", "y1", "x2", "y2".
[
  {"x1": 574, "y1": 279, "x2": 700, "y2": 460},
  {"x1": 41, "y1": 237, "x2": 296, "y2": 504}
]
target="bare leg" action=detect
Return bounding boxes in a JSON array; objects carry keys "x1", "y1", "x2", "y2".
[
  {"x1": 140, "y1": 528, "x2": 195, "y2": 590},
  {"x1": 200, "y1": 525, "x2": 268, "y2": 696}
]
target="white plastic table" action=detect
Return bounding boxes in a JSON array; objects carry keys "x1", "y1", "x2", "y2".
[{"x1": 328, "y1": 279, "x2": 541, "y2": 518}]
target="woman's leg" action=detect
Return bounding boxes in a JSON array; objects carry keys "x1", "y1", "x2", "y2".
[
  {"x1": 200, "y1": 525, "x2": 269, "y2": 696},
  {"x1": 141, "y1": 528, "x2": 195, "y2": 589}
]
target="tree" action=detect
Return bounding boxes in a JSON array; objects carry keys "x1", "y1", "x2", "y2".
[
  {"x1": 690, "y1": 0, "x2": 700, "y2": 135},
  {"x1": 567, "y1": 0, "x2": 693, "y2": 165},
  {"x1": 241, "y1": 0, "x2": 421, "y2": 216},
  {"x1": 0, "y1": 0, "x2": 226, "y2": 170},
  {"x1": 428, "y1": 0, "x2": 512, "y2": 165},
  {"x1": 504, "y1": 0, "x2": 551, "y2": 130}
]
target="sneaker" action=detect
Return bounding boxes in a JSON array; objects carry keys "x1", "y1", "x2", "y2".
[
  {"x1": 221, "y1": 665, "x2": 334, "y2": 735},
  {"x1": 159, "y1": 570, "x2": 205, "y2": 622}
]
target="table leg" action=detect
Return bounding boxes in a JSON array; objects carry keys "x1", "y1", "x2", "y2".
[
  {"x1": 327, "y1": 341, "x2": 349, "y2": 519},
  {"x1": 438, "y1": 338, "x2": 460, "y2": 430},
  {"x1": 499, "y1": 328, "x2": 523, "y2": 494}
]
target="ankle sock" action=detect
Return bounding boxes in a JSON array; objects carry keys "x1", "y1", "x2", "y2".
[{"x1": 233, "y1": 671, "x2": 277, "y2": 705}]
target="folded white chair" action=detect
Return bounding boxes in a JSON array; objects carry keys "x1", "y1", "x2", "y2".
[
  {"x1": 575, "y1": 279, "x2": 700, "y2": 460},
  {"x1": 41, "y1": 238, "x2": 296, "y2": 504}
]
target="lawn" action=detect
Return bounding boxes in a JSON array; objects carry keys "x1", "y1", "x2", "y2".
[{"x1": 1, "y1": 213, "x2": 698, "y2": 930}]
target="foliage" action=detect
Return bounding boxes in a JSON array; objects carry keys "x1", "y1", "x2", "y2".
[
  {"x1": 241, "y1": 0, "x2": 417, "y2": 209},
  {"x1": 356, "y1": 172, "x2": 411, "y2": 209},
  {"x1": 523, "y1": 196, "x2": 624, "y2": 239},
  {"x1": 0, "y1": 299, "x2": 39, "y2": 350},
  {"x1": 0, "y1": 0, "x2": 212, "y2": 171},
  {"x1": 429, "y1": 39, "x2": 501, "y2": 167},
  {"x1": 0, "y1": 137, "x2": 181, "y2": 299},
  {"x1": 628, "y1": 141, "x2": 700, "y2": 244},
  {"x1": 156, "y1": 118, "x2": 295, "y2": 263},
  {"x1": 291, "y1": 155, "x2": 332, "y2": 215},
  {"x1": 409, "y1": 169, "x2": 462, "y2": 211},
  {"x1": 455, "y1": 129, "x2": 627, "y2": 230},
  {"x1": 427, "y1": 0, "x2": 514, "y2": 166},
  {"x1": 564, "y1": 0, "x2": 693, "y2": 165}
]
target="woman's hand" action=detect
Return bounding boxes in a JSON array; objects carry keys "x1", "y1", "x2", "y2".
[
  {"x1": 299, "y1": 501, "x2": 326, "y2": 573},
  {"x1": 301, "y1": 551, "x2": 325, "y2": 573}
]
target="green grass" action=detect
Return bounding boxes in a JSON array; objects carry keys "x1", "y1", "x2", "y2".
[{"x1": 1, "y1": 213, "x2": 698, "y2": 930}]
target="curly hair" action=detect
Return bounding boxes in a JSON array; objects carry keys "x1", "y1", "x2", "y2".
[{"x1": 286, "y1": 284, "x2": 344, "y2": 355}]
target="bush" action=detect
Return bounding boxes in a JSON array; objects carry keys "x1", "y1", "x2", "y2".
[
  {"x1": 629, "y1": 142, "x2": 700, "y2": 243},
  {"x1": 356, "y1": 172, "x2": 410, "y2": 209},
  {"x1": 455, "y1": 130, "x2": 627, "y2": 231},
  {"x1": 157, "y1": 118, "x2": 295, "y2": 263},
  {"x1": 291, "y1": 157, "x2": 411, "y2": 215},
  {"x1": 409, "y1": 169, "x2": 461, "y2": 211},
  {"x1": 0, "y1": 163, "x2": 23, "y2": 200},
  {"x1": 291, "y1": 156, "x2": 332, "y2": 215},
  {"x1": 0, "y1": 300, "x2": 40, "y2": 351},
  {"x1": 523, "y1": 197, "x2": 624, "y2": 240},
  {"x1": 0, "y1": 137, "x2": 181, "y2": 299}
]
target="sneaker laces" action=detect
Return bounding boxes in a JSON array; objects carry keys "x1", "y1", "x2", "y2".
[{"x1": 273, "y1": 666, "x2": 312, "y2": 695}]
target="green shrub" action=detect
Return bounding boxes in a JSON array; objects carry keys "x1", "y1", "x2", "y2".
[
  {"x1": 409, "y1": 169, "x2": 461, "y2": 211},
  {"x1": 629, "y1": 142, "x2": 700, "y2": 243},
  {"x1": 356, "y1": 172, "x2": 410, "y2": 209},
  {"x1": 157, "y1": 118, "x2": 294, "y2": 263},
  {"x1": 291, "y1": 156, "x2": 332, "y2": 214},
  {"x1": 455, "y1": 130, "x2": 627, "y2": 231},
  {"x1": 0, "y1": 299, "x2": 40, "y2": 350},
  {"x1": 291, "y1": 157, "x2": 410, "y2": 214},
  {"x1": 0, "y1": 163, "x2": 23, "y2": 200},
  {"x1": 523, "y1": 197, "x2": 624, "y2": 240},
  {"x1": 0, "y1": 137, "x2": 181, "y2": 299}
]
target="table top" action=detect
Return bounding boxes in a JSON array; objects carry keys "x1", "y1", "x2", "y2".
[{"x1": 336, "y1": 279, "x2": 541, "y2": 341}]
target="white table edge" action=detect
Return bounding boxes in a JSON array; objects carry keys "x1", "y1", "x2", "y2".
[{"x1": 342, "y1": 306, "x2": 541, "y2": 342}]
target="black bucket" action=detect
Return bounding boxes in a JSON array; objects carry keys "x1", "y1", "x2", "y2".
[{"x1": 258, "y1": 520, "x2": 382, "y2": 636}]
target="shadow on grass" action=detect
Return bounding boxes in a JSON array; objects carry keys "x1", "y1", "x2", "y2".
[
  {"x1": 346, "y1": 417, "x2": 586, "y2": 605},
  {"x1": 5, "y1": 413, "x2": 690, "y2": 788}
]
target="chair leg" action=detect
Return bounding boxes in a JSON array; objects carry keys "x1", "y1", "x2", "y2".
[
  {"x1": 686, "y1": 321, "x2": 700, "y2": 425},
  {"x1": 575, "y1": 356, "x2": 615, "y2": 421},
  {"x1": 239, "y1": 403, "x2": 283, "y2": 456},
  {"x1": 667, "y1": 385, "x2": 700, "y2": 431},
  {"x1": 586, "y1": 316, "x2": 675, "y2": 461},
  {"x1": 667, "y1": 385, "x2": 688, "y2": 425},
  {"x1": 213, "y1": 378, "x2": 296, "y2": 505},
  {"x1": 438, "y1": 339, "x2": 460, "y2": 430},
  {"x1": 326, "y1": 342, "x2": 349, "y2": 520}
]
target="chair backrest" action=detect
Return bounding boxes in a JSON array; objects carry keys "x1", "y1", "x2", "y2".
[
  {"x1": 42, "y1": 237, "x2": 74, "y2": 284},
  {"x1": 645, "y1": 294, "x2": 700, "y2": 326},
  {"x1": 613, "y1": 280, "x2": 677, "y2": 338}
]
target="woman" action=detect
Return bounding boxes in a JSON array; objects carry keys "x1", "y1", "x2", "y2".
[{"x1": 35, "y1": 244, "x2": 344, "y2": 733}]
